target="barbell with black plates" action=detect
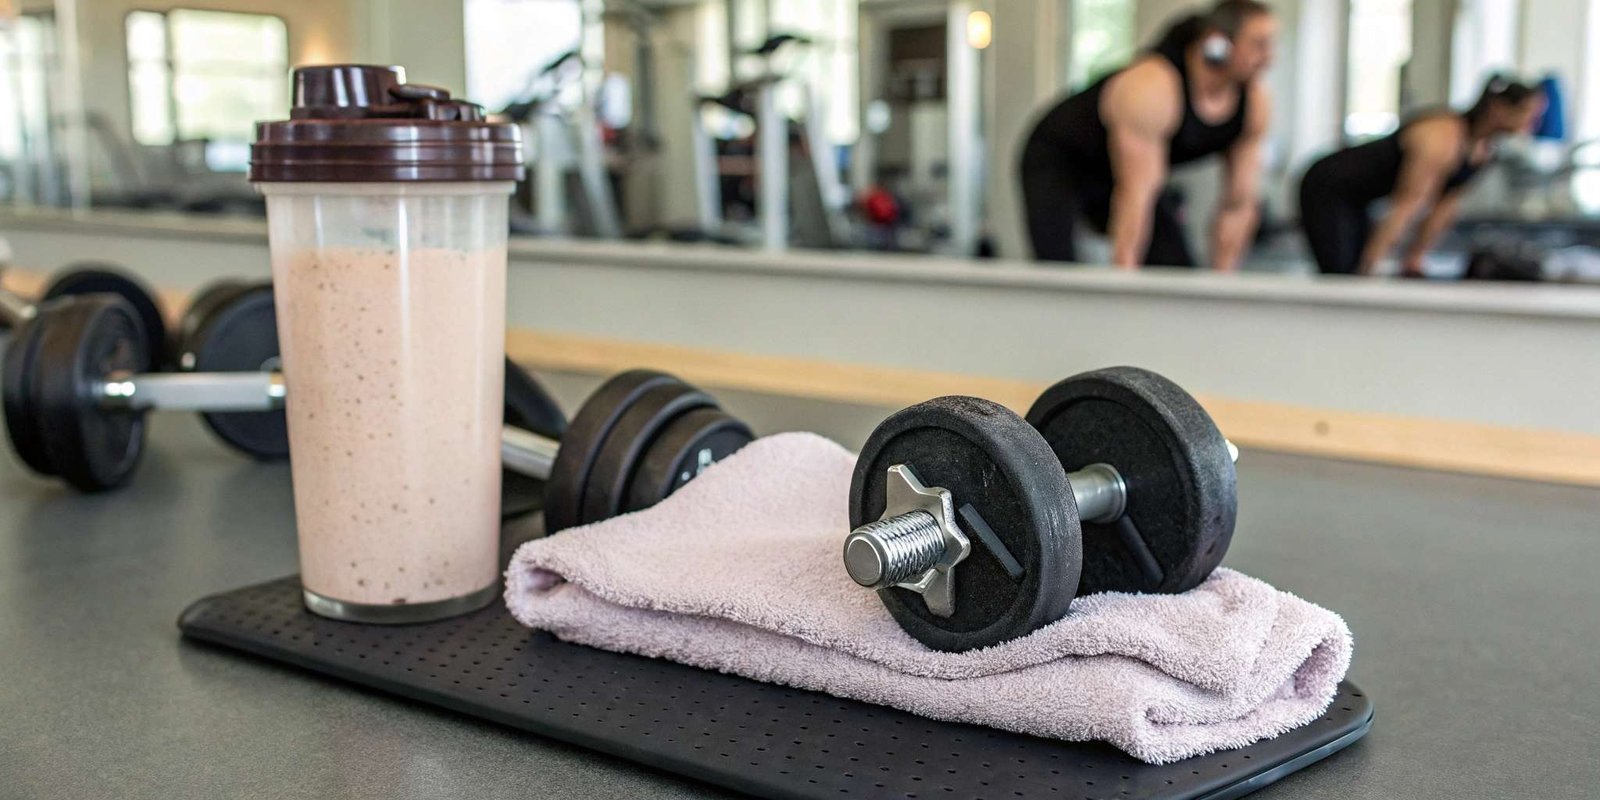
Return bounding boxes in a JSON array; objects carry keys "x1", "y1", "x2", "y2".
[
  {"x1": 169, "y1": 280, "x2": 288, "y2": 459},
  {"x1": 0, "y1": 263, "x2": 169, "y2": 365},
  {"x1": 842, "y1": 367, "x2": 1239, "y2": 652},
  {"x1": 171, "y1": 278, "x2": 255, "y2": 369},
  {"x1": 3, "y1": 293, "x2": 754, "y2": 525}
]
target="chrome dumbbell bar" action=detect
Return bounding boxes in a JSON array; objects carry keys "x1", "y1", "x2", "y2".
[
  {"x1": 95, "y1": 370, "x2": 561, "y2": 478},
  {"x1": 0, "y1": 287, "x2": 37, "y2": 327}
]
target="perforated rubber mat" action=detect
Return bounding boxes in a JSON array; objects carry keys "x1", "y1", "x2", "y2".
[{"x1": 179, "y1": 577, "x2": 1371, "y2": 800}]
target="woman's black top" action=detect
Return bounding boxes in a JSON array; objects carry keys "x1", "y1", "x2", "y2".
[
  {"x1": 1304, "y1": 112, "x2": 1484, "y2": 203},
  {"x1": 1025, "y1": 33, "x2": 1250, "y2": 182}
]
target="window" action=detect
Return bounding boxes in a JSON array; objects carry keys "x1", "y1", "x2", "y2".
[
  {"x1": 768, "y1": 0, "x2": 860, "y2": 145},
  {"x1": 1068, "y1": 0, "x2": 1135, "y2": 91},
  {"x1": 675, "y1": 0, "x2": 859, "y2": 145},
  {"x1": 463, "y1": 0, "x2": 584, "y2": 114},
  {"x1": 126, "y1": 9, "x2": 288, "y2": 170},
  {"x1": 1450, "y1": 0, "x2": 1519, "y2": 107},
  {"x1": 1344, "y1": 0, "x2": 1413, "y2": 139},
  {"x1": 0, "y1": 13, "x2": 58, "y2": 184}
]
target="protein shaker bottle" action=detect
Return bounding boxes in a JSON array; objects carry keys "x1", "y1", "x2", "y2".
[{"x1": 250, "y1": 65, "x2": 523, "y2": 623}]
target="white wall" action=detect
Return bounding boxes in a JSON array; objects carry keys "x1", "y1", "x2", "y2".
[
  {"x1": 1586, "y1": 0, "x2": 1600, "y2": 138},
  {"x1": 983, "y1": 0, "x2": 1064, "y2": 258},
  {"x1": 1520, "y1": 0, "x2": 1588, "y2": 81},
  {"x1": 1408, "y1": 0, "x2": 1454, "y2": 107},
  {"x1": 643, "y1": 2, "x2": 714, "y2": 231},
  {"x1": 1135, "y1": 0, "x2": 1198, "y2": 44},
  {"x1": 360, "y1": 0, "x2": 467, "y2": 94},
  {"x1": 1286, "y1": 0, "x2": 1344, "y2": 171},
  {"x1": 1519, "y1": 0, "x2": 1593, "y2": 135}
]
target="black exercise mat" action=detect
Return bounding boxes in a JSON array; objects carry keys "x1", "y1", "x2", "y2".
[{"x1": 179, "y1": 576, "x2": 1372, "y2": 800}]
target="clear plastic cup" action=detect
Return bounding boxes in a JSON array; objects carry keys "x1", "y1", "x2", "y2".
[{"x1": 252, "y1": 66, "x2": 522, "y2": 622}]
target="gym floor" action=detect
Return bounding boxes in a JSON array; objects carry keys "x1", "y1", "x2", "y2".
[{"x1": 2, "y1": 411, "x2": 1597, "y2": 798}]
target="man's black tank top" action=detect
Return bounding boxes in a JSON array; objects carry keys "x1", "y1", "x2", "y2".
[
  {"x1": 1304, "y1": 111, "x2": 1484, "y2": 203},
  {"x1": 1026, "y1": 35, "x2": 1250, "y2": 182}
]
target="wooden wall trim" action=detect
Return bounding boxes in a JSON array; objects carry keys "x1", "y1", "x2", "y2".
[{"x1": 506, "y1": 329, "x2": 1600, "y2": 488}]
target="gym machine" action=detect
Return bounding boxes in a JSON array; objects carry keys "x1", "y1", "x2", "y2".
[
  {"x1": 687, "y1": 34, "x2": 850, "y2": 250},
  {"x1": 503, "y1": 51, "x2": 624, "y2": 239}
]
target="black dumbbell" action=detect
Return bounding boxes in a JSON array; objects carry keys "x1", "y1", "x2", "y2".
[
  {"x1": 3, "y1": 294, "x2": 754, "y2": 526},
  {"x1": 0, "y1": 263, "x2": 168, "y2": 363},
  {"x1": 4, "y1": 293, "x2": 282, "y2": 489},
  {"x1": 841, "y1": 367, "x2": 1238, "y2": 652}
]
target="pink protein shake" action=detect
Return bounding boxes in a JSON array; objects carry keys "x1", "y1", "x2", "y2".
[
  {"x1": 251, "y1": 65, "x2": 523, "y2": 623},
  {"x1": 272, "y1": 243, "x2": 505, "y2": 609}
]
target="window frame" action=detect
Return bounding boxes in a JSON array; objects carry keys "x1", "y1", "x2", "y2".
[
  {"x1": 123, "y1": 6, "x2": 290, "y2": 147},
  {"x1": 1067, "y1": 0, "x2": 1136, "y2": 92},
  {"x1": 1342, "y1": 0, "x2": 1414, "y2": 141}
]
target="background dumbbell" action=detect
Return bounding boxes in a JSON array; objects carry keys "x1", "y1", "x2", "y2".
[
  {"x1": 4, "y1": 293, "x2": 281, "y2": 489},
  {"x1": 3, "y1": 293, "x2": 754, "y2": 528},
  {"x1": 166, "y1": 279, "x2": 287, "y2": 459},
  {"x1": 842, "y1": 367, "x2": 1238, "y2": 652},
  {"x1": 0, "y1": 263, "x2": 168, "y2": 364}
]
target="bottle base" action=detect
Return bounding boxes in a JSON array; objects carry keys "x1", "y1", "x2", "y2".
[{"x1": 302, "y1": 581, "x2": 499, "y2": 624}]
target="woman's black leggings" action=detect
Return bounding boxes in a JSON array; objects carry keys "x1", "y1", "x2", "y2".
[
  {"x1": 1298, "y1": 171, "x2": 1372, "y2": 275},
  {"x1": 1020, "y1": 141, "x2": 1196, "y2": 267}
]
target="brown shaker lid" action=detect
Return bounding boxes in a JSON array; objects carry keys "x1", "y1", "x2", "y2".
[{"x1": 250, "y1": 65, "x2": 523, "y2": 182}]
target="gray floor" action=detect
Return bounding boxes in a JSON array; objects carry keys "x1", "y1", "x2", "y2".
[{"x1": 2, "y1": 413, "x2": 1598, "y2": 799}]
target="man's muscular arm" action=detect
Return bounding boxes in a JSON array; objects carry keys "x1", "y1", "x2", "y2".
[
  {"x1": 1102, "y1": 61, "x2": 1182, "y2": 269},
  {"x1": 1211, "y1": 82, "x2": 1271, "y2": 271}
]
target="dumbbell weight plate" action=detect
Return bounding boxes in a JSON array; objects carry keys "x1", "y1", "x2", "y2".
[
  {"x1": 33, "y1": 296, "x2": 151, "y2": 491},
  {"x1": 186, "y1": 283, "x2": 288, "y2": 460},
  {"x1": 623, "y1": 407, "x2": 754, "y2": 514},
  {"x1": 2, "y1": 313, "x2": 58, "y2": 476},
  {"x1": 578, "y1": 382, "x2": 718, "y2": 527},
  {"x1": 502, "y1": 358, "x2": 570, "y2": 520},
  {"x1": 1026, "y1": 366, "x2": 1236, "y2": 596},
  {"x1": 171, "y1": 279, "x2": 249, "y2": 369},
  {"x1": 542, "y1": 370, "x2": 684, "y2": 534},
  {"x1": 850, "y1": 396, "x2": 1080, "y2": 653},
  {"x1": 41, "y1": 265, "x2": 167, "y2": 370}
]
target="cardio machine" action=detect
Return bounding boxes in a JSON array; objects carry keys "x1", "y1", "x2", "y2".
[
  {"x1": 684, "y1": 34, "x2": 850, "y2": 250},
  {"x1": 502, "y1": 51, "x2": 624, "y2": 239}
]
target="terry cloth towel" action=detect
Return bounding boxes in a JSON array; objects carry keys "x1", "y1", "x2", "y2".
[{"x1": 504, "y1": 432, "x2": 1353, "y2": 765}]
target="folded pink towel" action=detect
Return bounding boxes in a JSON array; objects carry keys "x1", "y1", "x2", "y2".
[{"x1": 504, "y1": 432, "x2": 1353, "y2": 764}]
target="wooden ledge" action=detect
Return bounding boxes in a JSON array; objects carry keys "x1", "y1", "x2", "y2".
[{"x1": 505, "y1": 329, "x2": 1600, "y2": 487}]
